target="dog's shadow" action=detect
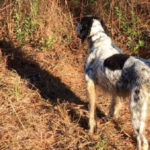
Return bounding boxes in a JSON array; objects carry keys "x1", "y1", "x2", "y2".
[
  {"x1": 0, "y1": 40, "x2": 106, "y2": 130},
  {"x1": 0, "y1": 40, "x2": 83, "y2": 104}
]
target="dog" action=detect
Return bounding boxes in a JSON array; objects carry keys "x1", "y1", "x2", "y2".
[{"x1": 76, "y1": 16, "x2": 150, "y2": 150}]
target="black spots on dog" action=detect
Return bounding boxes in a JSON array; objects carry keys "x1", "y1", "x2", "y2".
[
  {"x1": 84, "y1": 59, "x2": 96, "y2": 80},
  {"x1": 136, "y1": 129, "x2": 140, "y2": 134},
  {"x1": 134, "y1": 91, "x2": 140, "y2": 102},
  {"x1": 141, "y1": 67, "x2": 146, "y2": 71},
  {"x1": 135, "y1": 89, "x2": 140, "y2": 95},
  {"x1": 104, "y1": 54, "x2": 129, "y2": 71},
  {"x1": 132, "y1": 87, "x2": 141, "y2": 102}
]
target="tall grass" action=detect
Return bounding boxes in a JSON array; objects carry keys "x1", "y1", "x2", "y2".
[
  {"x1": 0, "y1": 0, "x2": 74, "y2": 49},
  {"x1": 0, "y1": 0, "x2": 150, "y2": 53}
]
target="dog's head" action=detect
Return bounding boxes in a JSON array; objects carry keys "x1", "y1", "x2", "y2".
[{"x1": 76, "y1": 16, "x2": 108, "y2": 42}]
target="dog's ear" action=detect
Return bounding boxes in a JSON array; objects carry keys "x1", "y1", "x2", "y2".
[
  {"x1": 100, "y1": 19, "x2": 110, "y2": 36},
  {"x1": 76, "y1": 16, "x2": 93, "y2": 42}
]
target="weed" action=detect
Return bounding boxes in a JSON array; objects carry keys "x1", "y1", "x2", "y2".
[
  {"x1": 47, "y1": 34, "x2": 57, "y2": 48},
  {"x1": 114, "y1": 6, "x2": 128, "y2": 33},
  {"x1": 96, "y1": 137, "x2": 109, "y2": 150},
  {"x1": 40, "y1": 37, "x2": 46, "y2": 50},
  {"x1": 14, "y1": 1, "x2": 39, "y2": 44},
  {"x1": 115, "y1": 5, "x2": 145, "y2": 54},
  {"x1": 30, "y1": 0, "x2": 39, "y2": 17},
  {"x1": 15, "y1": 11, "x2": 38, "y2": 44},
  {"x1": 14, "y1": 84, "x2": 22, "y2": 101},
  {"x1": 15, "y1": 10, "x2": 24, "y2": 43},
  {"x1": 40, "y1": 33, "x2": 56, "y2": 50},
  {"x1": 63, "y1": 34, "x2": 73, "y2": 43}
]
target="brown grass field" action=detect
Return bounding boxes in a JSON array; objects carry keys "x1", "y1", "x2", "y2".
[{"x1": 0, "y1": 0, "x2": 150, "y2": 149}]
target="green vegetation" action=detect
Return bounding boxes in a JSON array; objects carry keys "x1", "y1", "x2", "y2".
[
  {"x1": 14, "y1": 1, "x2": 40, "y2": 44},
  {"x1": 96, "y1": 137, "x2": 109, "y2": 150},
  {"x1": 1, "y1": 0, "x2": 150, "y2": 54},
  {"x1": 114, "y1": 5, "x2": 145, "y2": 53}
]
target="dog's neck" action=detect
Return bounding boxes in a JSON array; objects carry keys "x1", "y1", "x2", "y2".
[
  {"x1": 87, "y1": 19, "x2": 122, "y2": 57},
  {"x1": 88, "y1": 31, "x2": 108, "y2": 44},
  {"x1": 88, "y1": 30, "x2": 109, "y2": 52},
  {"x1": 89, "y1": 31, "x2": 107, "y2": 41},
  {"x1": 88, "y1": 19, "x2": 108, "y2": 48}
]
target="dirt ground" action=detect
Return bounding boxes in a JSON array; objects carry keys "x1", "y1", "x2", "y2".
[{"x1": 0, "y1": 37, "x2": 150, "y2": 150}]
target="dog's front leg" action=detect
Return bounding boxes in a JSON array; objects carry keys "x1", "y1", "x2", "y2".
[{"x1": 87, "y1": 79, "x2": 96, "y2": 134}]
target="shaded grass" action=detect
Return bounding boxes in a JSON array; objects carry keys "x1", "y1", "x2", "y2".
[{"x1": 0, "y1": 40, "x2": 83, "y2": 105}]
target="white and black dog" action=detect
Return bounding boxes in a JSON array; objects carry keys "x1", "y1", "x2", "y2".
[{"x1": 76, "y1": 16, "x2": 150, "y2": 150}]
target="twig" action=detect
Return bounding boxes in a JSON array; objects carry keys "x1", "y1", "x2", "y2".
[
  {"x1": 0, "y1": 3, "x2": 13, "y2": 13},
  {"x1": 8, "y1": 98, "x2": 25, "y2": 129}
]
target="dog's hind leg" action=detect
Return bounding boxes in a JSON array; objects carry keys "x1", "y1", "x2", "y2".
[
  {"x1": 130, "y1": 85, "x2": 149, "y2": 150},
  {"x1": 108, "y1": 96, "x2": 122, "y2": 119},
  {"x1": 87, "y1": 79, "x2": 97, "y2": 134}
]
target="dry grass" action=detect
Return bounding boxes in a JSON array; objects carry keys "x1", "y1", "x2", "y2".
[
  {"x1": 0, "y1": 0, "x2": 150, "y2": 150},
  {"x1": 0, "y1": 37, "x2": 138, "y2": 150}
]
